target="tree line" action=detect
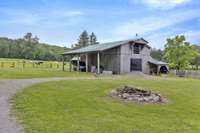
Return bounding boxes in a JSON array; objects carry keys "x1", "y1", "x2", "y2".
[{"x1": 0, "y1": 33, "x2": 69, "y2": 61}]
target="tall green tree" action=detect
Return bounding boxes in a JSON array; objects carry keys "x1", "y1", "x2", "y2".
[
  {"x1": 164, "y1": 35, "x2": 198, "y2": 70},
  {"x1": 78, "y1": 30, "x2": 89, "y2": 47},
  {"x1": 89, "y1": 32, "x2": 98, "y2": 45},
  {"x1": 24, "y1": 32, "x2": 39, "y2": 44},
  {"x1": 72, "y1": 31, "x2": 99, "y2": 49}
]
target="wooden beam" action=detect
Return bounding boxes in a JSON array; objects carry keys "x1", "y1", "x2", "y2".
[
  {"x1": 97, "y1": 52, "x2": 100, "y2": 74},
  {"x1": 86, "y1": 54, "x2": 88, "y2": 72}
]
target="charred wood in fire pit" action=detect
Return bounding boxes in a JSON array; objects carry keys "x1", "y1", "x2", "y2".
[{"x1": 110, "y1": 86, "x2": 167, "y2": 103}]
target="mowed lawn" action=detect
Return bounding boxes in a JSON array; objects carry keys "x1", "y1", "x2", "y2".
[
  {"x1": 13, "y1": 78, "x2": 200, "y2": 133},
  {"x1": 0, "y1": 58, "x2": 91, "y2": 78}
]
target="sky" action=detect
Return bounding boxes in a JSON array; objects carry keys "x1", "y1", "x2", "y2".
[{"x1": 0, "y1": 0, "x2": 200, "y2": 49}]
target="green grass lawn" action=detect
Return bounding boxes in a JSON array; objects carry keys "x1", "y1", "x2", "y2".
[
  {"x1": 13, "y1": 78, "x2": 200, "y2": 133},
  {"x1": 0, "y1": 58, "x2": 91, "y2": 78}
]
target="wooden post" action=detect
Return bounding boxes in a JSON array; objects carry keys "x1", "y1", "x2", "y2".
[
  {"x1": 86, "y1": 54, "x2": 88, "y2": 72},
  {"x1": 69, "y1": 55, "x2": 72, "y2": 72},
  {"x1": 62, "y1": 55, "x2": 65, "y2": 71},
  {"x1": 97, "y1": 52, "x2": 100, "y2": 74},
  {"x1": 69, "y1": 61, "x2": 72, "y2": 72},
  {"x1": 157, "y1": 65, "x2": 160, "y2": 75},
  {"x1": 23, "y1": 63, "x2": 25, "y2": 68},
  {"x1": 77, "y1": 55, "x2": 80, "y2": 72}
]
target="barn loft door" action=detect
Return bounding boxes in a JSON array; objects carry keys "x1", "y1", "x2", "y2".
[{"x1": 130, "y1": 59, "x2": 142, "y2": 71}]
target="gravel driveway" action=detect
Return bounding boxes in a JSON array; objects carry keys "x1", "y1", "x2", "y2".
[{"x1": 0, "y1": 77, "x2": 96, "y2": 133}]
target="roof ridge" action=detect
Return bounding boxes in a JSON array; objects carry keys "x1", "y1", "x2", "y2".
[{"x1": 63, "y1": 38, "x2": 148, "y2": 55}]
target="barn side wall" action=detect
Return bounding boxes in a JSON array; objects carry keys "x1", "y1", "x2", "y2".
[{"x1": 120, "y1": 43, "x2": 151, "y2": 74}]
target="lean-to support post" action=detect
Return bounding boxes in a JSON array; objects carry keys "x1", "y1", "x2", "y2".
[
  {"x1": 157, "y1": 65, "x2": 161, "y2": 75},
  {"x1": 69, "y1": 55, "x2": 72, "y2": 72},
  {"x1": 77, "y1": 55, "x2": 80, "y2": 72},
  {"x1": 86, "y1": 54, "x2": 88, "y2": 72},
  {"x1": 97, "y1": 52, "x2": 100, "y2": 74}
]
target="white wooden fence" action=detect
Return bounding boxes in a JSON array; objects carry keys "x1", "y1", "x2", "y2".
[{"x1": 170, "y1": 70, "x2": 200, "y2": 78}]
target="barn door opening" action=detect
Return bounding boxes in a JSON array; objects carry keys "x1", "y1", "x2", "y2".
[{"x1": 130, "y1": 59, "x2": 142, "y2": 71}]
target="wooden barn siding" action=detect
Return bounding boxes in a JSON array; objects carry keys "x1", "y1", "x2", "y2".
[{"x1": 101, "y1": 47, "x2": 121, "y2": 74}]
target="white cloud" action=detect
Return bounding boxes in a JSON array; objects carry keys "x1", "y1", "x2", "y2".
[
  {"x1": 145, "y1": 30, "x2": 180, "y2": 49},
  {"x1": 113, "y1": 9, "x2": 200, "y2": 38},
  {"x1": 0, "y1": 8, "x2": 84, "y2": 26},
  {"x1": 0, "y1": 9, "x2": 42, "y2": 25},
  {"x1": 0, "y1": 8, "x2": 85, "y2": 47},
  {"x1": 182, "y1": 31, "x2": 200, "y2": 44},
  {"x1": 132, "y1": 0, "x2": 191, "y2": 9},
  {"x1": 62, "y1": 11, "x2": 83, "y2": 17},
  {"x1": 112, "y1": 8, "x2": 200, "y2": 49},
  {"x1": 145, "y1": 30, "x2": 200, "y2": 49},
  {"x1": 51, "y1": 10, "x2": 84, "y2": 17}
]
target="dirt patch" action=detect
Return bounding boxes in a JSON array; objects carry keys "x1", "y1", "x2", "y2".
[{"x1": 109, "y1": 86, "x2": 167, "y2": 103}]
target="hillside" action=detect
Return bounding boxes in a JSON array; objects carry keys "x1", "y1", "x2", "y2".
[
  {"x1": 194, "y1": 45, "x2": 200, "y2": 50},
  {"x1": 0, "y1": 37, "x2": 70, "y2": 61}
]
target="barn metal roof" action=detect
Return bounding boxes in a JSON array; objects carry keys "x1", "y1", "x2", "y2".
[
  {"x1": 63, "y1": 38, "x2": 149, "y2": 55},
  {"x1": 148, "y1": 57, "x2": 168, "y2": 65}
]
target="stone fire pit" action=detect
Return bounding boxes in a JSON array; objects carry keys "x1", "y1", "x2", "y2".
[{"x1": 109, "y1": 86, "x2": 166, "y2": 103}]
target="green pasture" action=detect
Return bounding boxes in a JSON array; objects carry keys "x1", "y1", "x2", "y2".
[
  {"x1": 13, "y1": 78, "x2": 200, "y2": 133},
  {"x1": 0, "y1": 58, "x2": 91, "y2": 78}
]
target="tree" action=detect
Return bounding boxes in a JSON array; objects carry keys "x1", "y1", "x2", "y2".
[
  {"x1": 23, "y1": 33, "x2": 39, "y2": 44},
  {"x1": 71, "y1": 31, "x2": 99, "y2": 49},
  {"x1": 192, "y1": 57, "x2": 200, "y2": 70},
  {"x1": 32, "y1": 36, "x2": 40, "y2": 44},
  {"x1": 164, "y1": 35, "x2": 198, "y2": 70},
  {"x1": 89, "y1": 32, "x2": 98, "y2": 45},
  {"x1": 150, "y1": 48, "x2": 164, "y2": 61},
  {"x1": 24, "y1": 32, "x2": 33, "y2": 42},
  {"x1": 78, "y1": 30, "x2": 89, "y2": 47},
  {"x1": 191, "y1": 45, "x2": 200, "y2": 70}
]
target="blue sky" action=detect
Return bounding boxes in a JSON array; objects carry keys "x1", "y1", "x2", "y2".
[{"x1": 0, "y1": 0, "x2": 200, "y2": 48}]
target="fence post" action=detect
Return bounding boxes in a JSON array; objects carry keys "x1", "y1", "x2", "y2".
[
  {"x1": 62, "y1": 56, "x2": 65, "y2": 71},
  {"x1": 1, "y1": 62, "x2": 4, "y2": 68},
  {"x1": 23, "y1": 63, "x2": 25, "y2": 68},
  {"x1": 10, "y1": 62, "x2": 15, "y2": 68}
]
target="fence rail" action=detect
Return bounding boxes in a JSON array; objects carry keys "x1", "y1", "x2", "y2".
[
  {"x1": 0, "y1": 60, "x2": 69, "y2": 70},
  {"x1": 170, "y1": 70, "x2": 200, "y2": 78}
]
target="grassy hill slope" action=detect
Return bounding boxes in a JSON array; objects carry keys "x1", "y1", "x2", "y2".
[{"x1": 0, "y1": 37, "x2": 70, "y2": 61}]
